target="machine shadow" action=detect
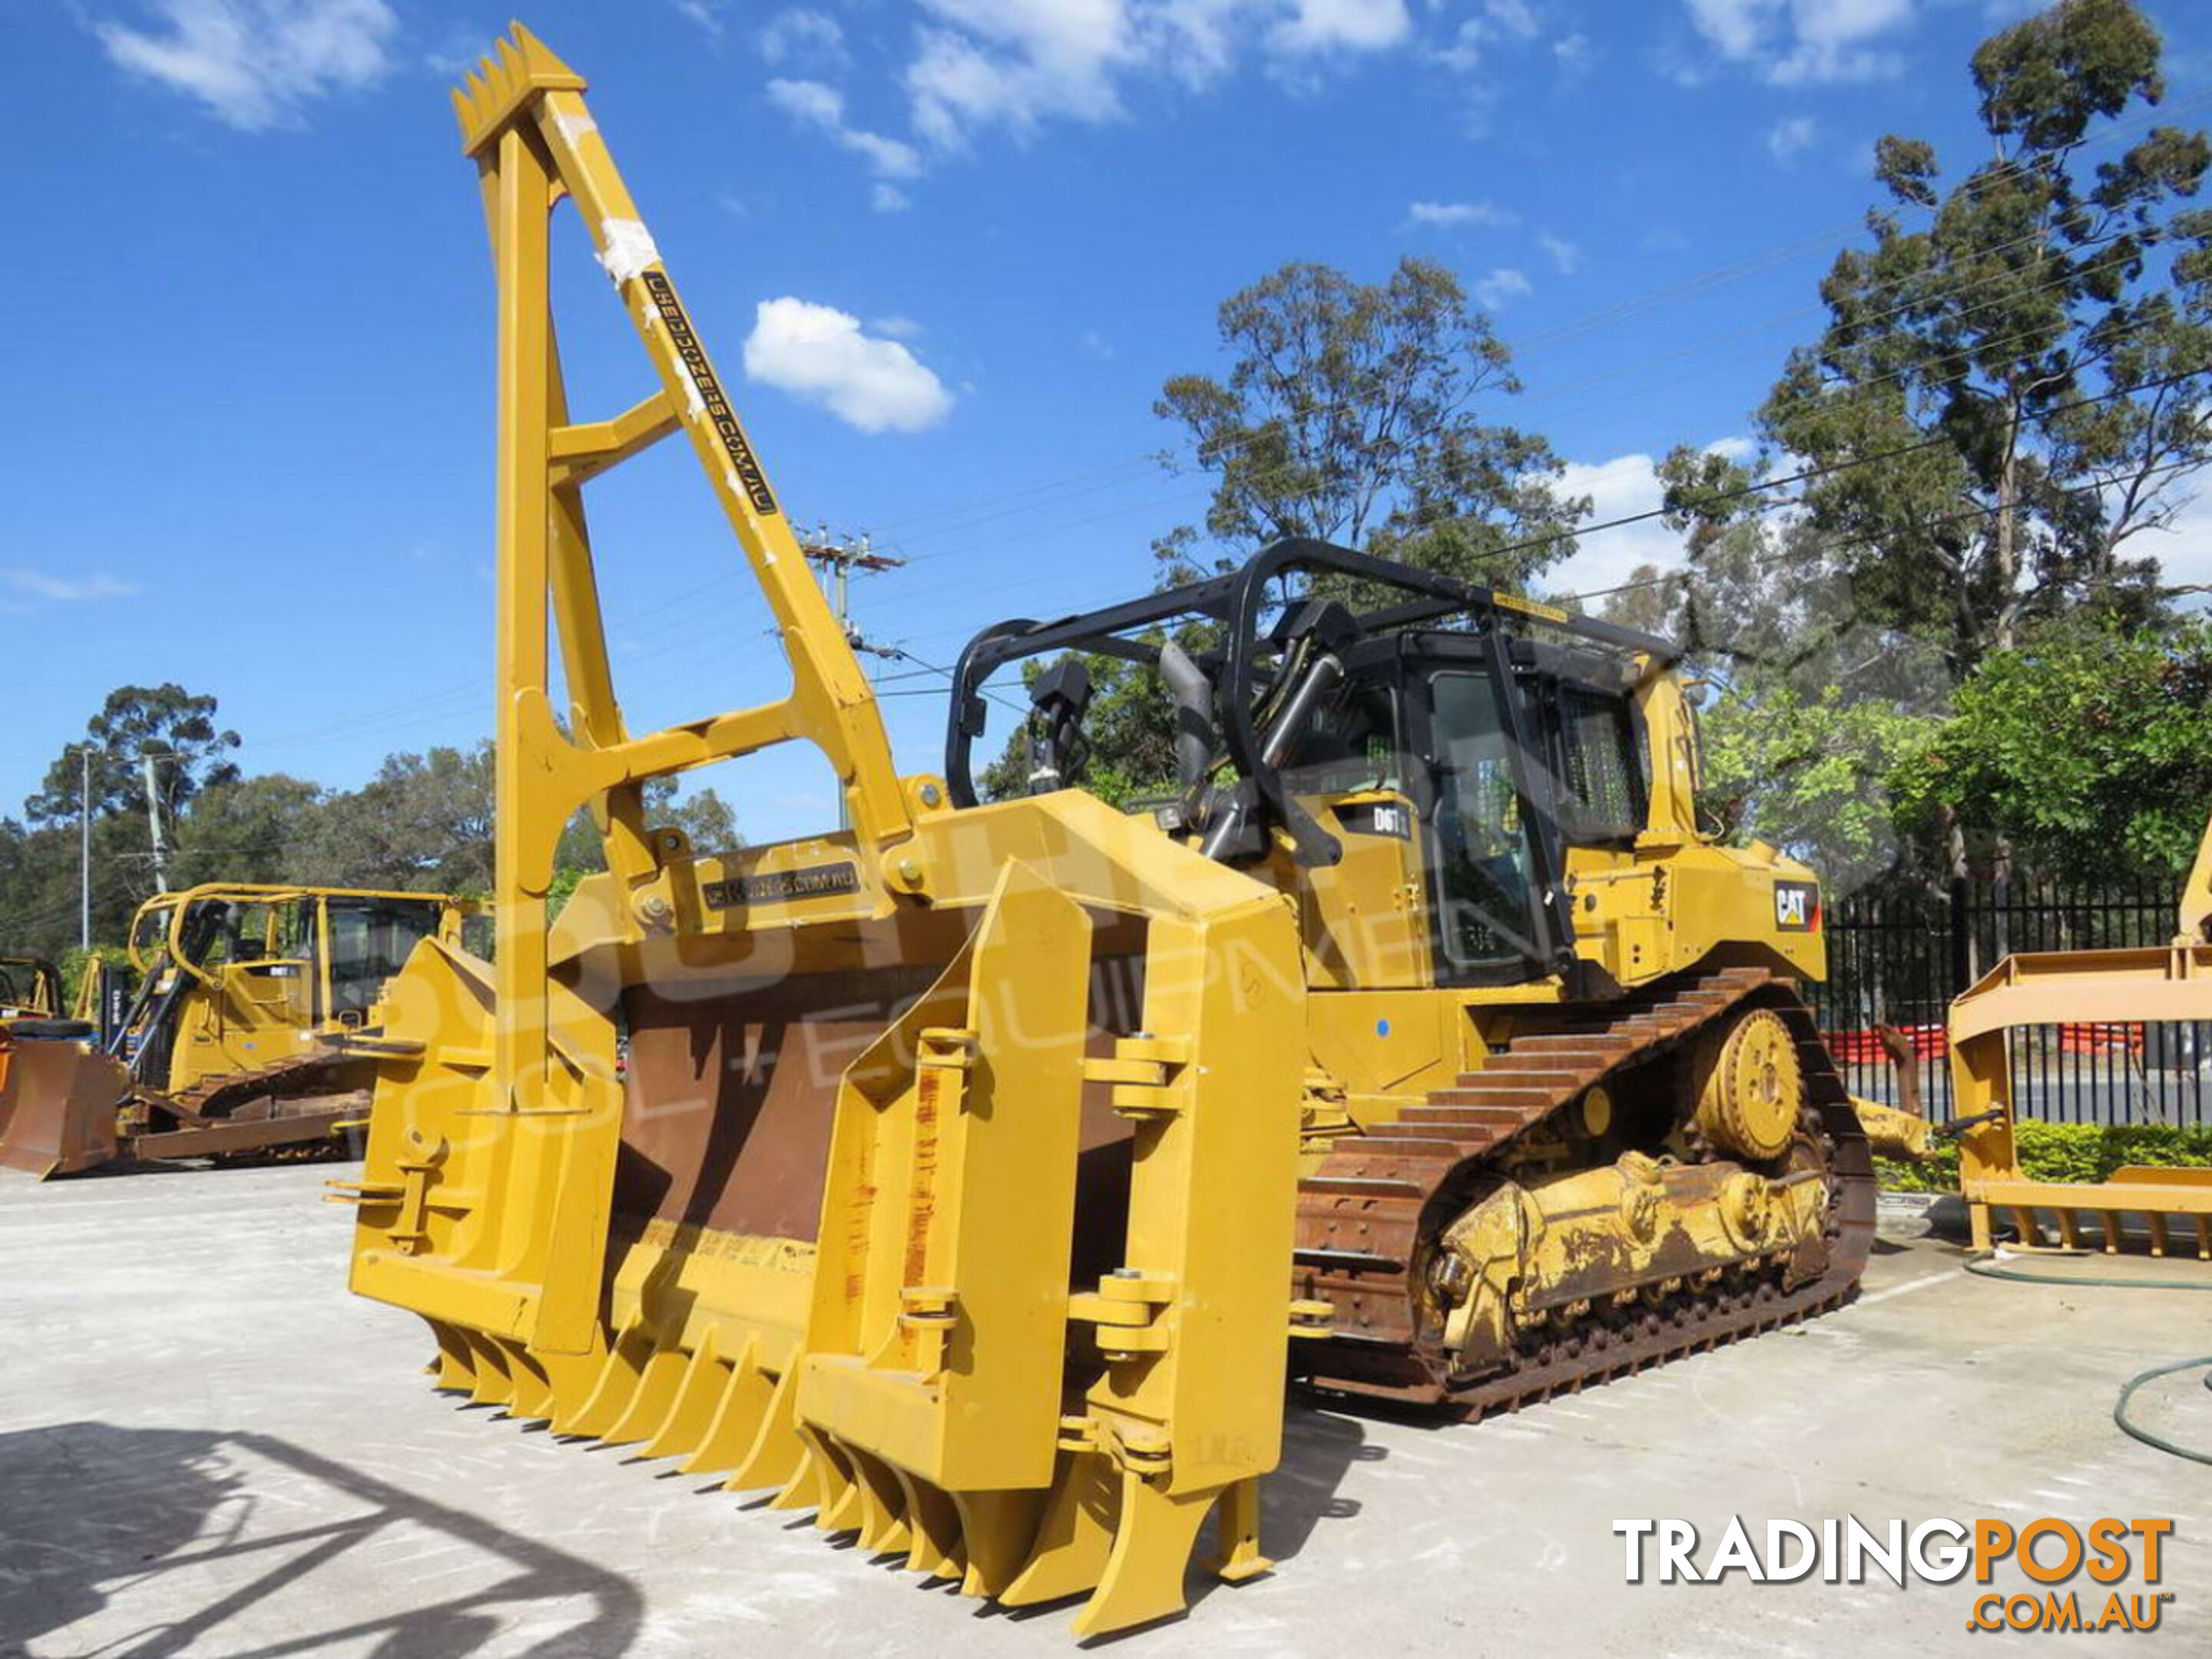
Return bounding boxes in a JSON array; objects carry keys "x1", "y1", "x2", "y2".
[
  {"x1": 0, "y1": 1421, "x2": 645, "y2": 1657},
  {"x1": 1137, "y1": 1396, "x2": 1402, "y2": 1633},
  {"x1": 1260, "y1": 1399, "x2": 1395, "y2": 1560}
]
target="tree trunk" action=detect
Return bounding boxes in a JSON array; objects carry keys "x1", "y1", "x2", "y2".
[{"x1": 1992, "y1": 420, "x2": 2020, "y2": 654}]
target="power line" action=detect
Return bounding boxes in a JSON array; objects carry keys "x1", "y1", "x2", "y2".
[
  {"x1": 868, "y1": 87, "x2": 2212, "y2": 558},
  {"x1": 868, "y1": 300, "x2": 2204, "y2": 628},
  {"x1": 1435, "y1": 365, "x2": 2212, "y2": 597},
  {"x1": 874, "y1": 358, "x2": 2210, "y2": 657},
  {"x1": 853, "y1": 196, "x2": 2209, "y2": 614},
  {"x1": 172, "y1": 94, "x2": 2212, "y2": 784}
]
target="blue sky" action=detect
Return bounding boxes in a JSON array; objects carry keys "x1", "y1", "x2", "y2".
[{"x1": 7, "y1": 0, "x2": 2211, "y2": 846}]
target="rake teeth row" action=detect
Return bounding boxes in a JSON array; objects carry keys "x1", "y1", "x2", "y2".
[
  {"x1": 674, "y1": 1336, "x2": 771, "y2": 1477},
  {"x1": 2002, "y1": 1200, "x2": 2212, "y2": 1258},
  {"x1": 412, "y1": 1315, "x2": 1232, "y2": 1634}
]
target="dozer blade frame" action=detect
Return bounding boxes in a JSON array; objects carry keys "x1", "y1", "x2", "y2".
[
  {"x1": 345, "y1": 25, "x2": 1314, "y2": 1636},
  {"x1": 1950, "y1": 942, "x2": 2212, "y2": 1257}
]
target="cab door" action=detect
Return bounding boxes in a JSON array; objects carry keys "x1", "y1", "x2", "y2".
[
  {"x1": 1405, "y1": 635, "x2": 1571, "y2": 988},
  {"x1": 184, "y1": 899, "x2": 318, "y2": 1084}
]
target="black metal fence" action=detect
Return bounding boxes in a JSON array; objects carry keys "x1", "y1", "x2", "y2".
[{"x1": 1806, "y1": 878, "x2": 2210, "y2": 1128}]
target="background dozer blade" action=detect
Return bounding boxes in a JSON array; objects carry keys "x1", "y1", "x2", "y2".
[{"x1": 0, "y1": 1028, "x2": 126, "y2": 1178}]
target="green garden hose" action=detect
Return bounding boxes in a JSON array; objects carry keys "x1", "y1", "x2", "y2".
[
  {"x1": 2113, "y1": 1356, "x2": 2212, "y2": 1467},
  {"x1": 1964, "y1": 1250, "x2": 2212, "y2": 1292},
  {"x1": 1963, "y1": 1250, "x2": 2212, "y2": 1465}
]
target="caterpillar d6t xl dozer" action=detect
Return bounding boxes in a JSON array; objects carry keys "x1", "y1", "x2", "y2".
[
  {"x1": 339, "y1": 26, "x2": 1874, "y2": 1637},
  {"x1": 0, "y1": 884, "x2": 476, "y2": 1177}
]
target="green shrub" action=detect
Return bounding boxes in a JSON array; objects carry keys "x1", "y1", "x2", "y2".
[{"x1": 1873, "y1": 1119, "x2": 2212, "y2": 1194}]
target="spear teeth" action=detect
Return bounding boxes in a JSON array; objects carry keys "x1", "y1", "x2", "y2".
[{"x1": 450, "y1": 22, "x2": 587, "y2": 156}]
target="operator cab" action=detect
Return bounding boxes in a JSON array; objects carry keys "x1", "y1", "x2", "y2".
[
  {"x1": 945, "y1": 538, "x2": 1680, "y2": 992},
  {"x1": 138, "y1": 890, "x2": 453, "y2": 1023}
]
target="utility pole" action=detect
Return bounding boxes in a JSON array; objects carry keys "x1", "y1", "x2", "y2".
[
  {"x1": 68, "y1": 744, "x2": 97, "y2": 950},
  {"x1": 798, "y1": 525, "x2": 905, "y2": 651},
  {"x1": 141, "y1": 752, "x2": 171, "y2": 893},
  {"x1": 798, "y1": 526, "x2": 903, "y2": 830}
]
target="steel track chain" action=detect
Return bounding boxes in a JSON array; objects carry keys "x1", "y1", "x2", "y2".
[{"x1": 1293, "y1": 970, "x2": 1876, "y2": 1410}]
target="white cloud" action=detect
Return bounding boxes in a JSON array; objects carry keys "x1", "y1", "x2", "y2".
[
  {"x1": 2137, "y1": 485, "x2": 2212, "y2": 598},
  {"x1": 772, "y1": 1, "x2": 1561, "y2": 179},
  {"x1": 1432, "y1": 18, "x2": 1488, "y2": 72},
  {"x1": 674, "y1": 0, "x2": 724, "y2": 41},
  {"x1": 1544, "y1": 453, "x2": 1679, "y2": 600},
  {"x1": 1270, "y1": 0, "x2": 1411, "y2": 56},
  {"x1": 1407, "y1": 199, "x2": 1518, "y2": 230},
  {"x1": 872, "y1": 181, "x2": 912, "y2": 213},
  {"x1": 1482, "y1": 0, "x2": 1541, "y2": 40},
  {"x1": 1684, "y1": 0, "x2": 1767, "y2": 58},
  {"x1": 766, "y1": 78, "x2": 922, "y2": 177},
  {"x1": 1681, "y1": 0, "x2": 1914, "y2": 85},
  {"x1": 902, "y1": 0, "x2": 1426, "y2": 149},
  {"x1": 768, "y1": 2, "x2": 1571, "y2": 179},
  {"x1": 743, "y1": 299, "x2": 954, "y2": 433},
  {"x1": 906, "y1": 0, "x2": 1139, "y2": 145},
  {"x1": 5, "y1": 569, "x2": 142, "y2": 602},
  {"x1": 94, "y1": 0, "x2": 395, "y2": 130},
  {"x1": 870, "y1": 315, "x2": 926, "y2": 338},
  {"x1": 419, "y1": 28, "x2": 481, "y2": 78},
  {"x1": 759, "y1": 8, "x2": 845, "y2": 68},
  {"x1": 1475, "y1": 267, "x2": 1532, "y2": 309},
  {"x1": 1544, "y1": 438, "x2": 1753, "y2": 600},
  {"x1": 765, "y1": 76, "x2": 839, "y2": 124},
  {"x1": 1536, "y1": 230, "x2": 1583, "y2": 275},
  {"x1": 1433, "y1": 0, "x2": 1543, "y2": 69},
  {"x1": 1767, "y1": 113, "x2": 1816, "y2": 163}
]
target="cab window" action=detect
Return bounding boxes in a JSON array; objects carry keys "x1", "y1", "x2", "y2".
[
  {"x1": 1429, "y1": 671, "x2": 1541, "y2": 972},
  {"x1": 1277, "y1": 677, "x2": 1402, "y2": 798},
  {"x1": 326, "y1": 900, "x2": 445, "y2": 1016},
  {"x1": 1551, "y1": 682, "x2": 1647, "y2": 843}
]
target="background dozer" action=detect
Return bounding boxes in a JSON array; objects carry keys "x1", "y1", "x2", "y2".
[
  {"x1": 0, "y1": 954, "x2": 121, "y2": 1178},
  {"x1": 0, "y1": 955, "x2": 65, "y2": 1021},
  {"x1": 340, "y1": 27, "x2": 1875, "y2": 1637},
  {"x1": 1949, "y1": 813, "x2": 2212, "y2": 1257},
  {"x1": 0, "y1": 883, "x2": 476, "y2": 1178}
]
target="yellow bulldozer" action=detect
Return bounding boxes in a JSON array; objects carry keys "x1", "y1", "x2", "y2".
[
  {"x1": 337, "y1": 27, "x2": 1892, "y2": 1637},
  {"x1": 1949, "y1": 817, "x2": 2212, "y2": 1257},
  {"x1": 0, "y1": 955, "x2": 65, "y2": 1021},
  {"x1": 0, "y1": 953, "x2": 119, "y2": 1177},
  {"x1": 0, "y1": 883, "x2": 478, "y2": 1178}
]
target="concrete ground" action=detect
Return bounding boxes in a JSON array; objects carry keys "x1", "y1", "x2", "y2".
[{"x1": 2, "y1": 1168, "x2": 2207, "y2": 1659}]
